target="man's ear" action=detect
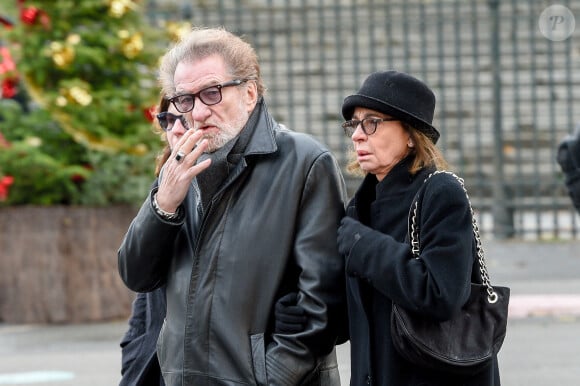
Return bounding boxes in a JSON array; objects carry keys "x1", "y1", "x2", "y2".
[{"x1": 244, "y1": 80, "x2": 259, "y2": 111}]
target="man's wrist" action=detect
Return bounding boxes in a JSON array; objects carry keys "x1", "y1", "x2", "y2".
[{"x1": 152, "y1": 192, "x2": 181, "y2": 221}]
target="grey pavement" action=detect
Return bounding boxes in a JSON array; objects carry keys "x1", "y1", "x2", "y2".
[{"x1": 0, "y1": 239, "x2": 579, "y2": 385}]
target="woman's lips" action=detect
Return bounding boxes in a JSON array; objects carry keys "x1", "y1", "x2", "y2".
[{"x1": 357, "y1": 150, "x2": 370, "y2": 158}]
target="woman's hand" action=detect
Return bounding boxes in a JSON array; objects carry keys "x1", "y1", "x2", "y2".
[
  {"x1": 337, "y1": 216, "x2": 372, "y2": 257},
  {"x1": 274, "y1": 292, "x2": 307, "y2": 334}
]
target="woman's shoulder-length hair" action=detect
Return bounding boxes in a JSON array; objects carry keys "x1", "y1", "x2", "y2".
[{"x1": 346, "y1": 122, "x2": 449, "y2": 176}]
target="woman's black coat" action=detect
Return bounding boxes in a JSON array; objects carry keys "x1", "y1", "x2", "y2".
[
  {"x1": 119, "y1": 287, "x2": 166, "y2": 386},
  {"x1": 341, "y1": 157, "x2": 501, "y2": 385}
]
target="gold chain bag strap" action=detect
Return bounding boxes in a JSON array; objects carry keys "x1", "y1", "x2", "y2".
[{"x1": 391, "y1": 170, "x2": 510, "y2": 375}]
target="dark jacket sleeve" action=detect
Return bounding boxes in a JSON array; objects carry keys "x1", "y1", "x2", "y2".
[
  {"x1": 120, "y1": 292, "x2": 148, "y2": 375},
  {"x1": 346, "y1": 172, "x2": 474, "y2": 321},
  {"x1": 117, "y1": 188, "x2": 184, "y2": 292},
  {"x1": 119, "y1": 288, "x2": 167, "y2": 386},
  {"x1": 265, "y1": 151, "x2": 347, "y2": 384}
]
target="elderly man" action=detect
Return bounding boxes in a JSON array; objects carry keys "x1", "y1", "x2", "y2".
[{"x1": 118, "y1": 27, "x2": 347, "y2": 386}]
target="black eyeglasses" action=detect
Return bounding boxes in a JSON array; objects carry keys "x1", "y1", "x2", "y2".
[
  {"x1": 156, "y1": 112, "x2": 189, "y2": 132},
  {"x1": 168, "y1": 79, "x2": 248, "y2": 113},
  {"x1": 341, "y1": 117, "x2": 399, "y2": 137}
]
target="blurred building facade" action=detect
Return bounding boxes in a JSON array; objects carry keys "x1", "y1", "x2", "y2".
[{"x1": 148, "y1": 0, "x2": 580, "y2": 239}]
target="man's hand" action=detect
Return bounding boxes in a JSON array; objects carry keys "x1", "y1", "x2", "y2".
[{"x1": 156, "y1": 129, "x2": 212, "y2": 213}]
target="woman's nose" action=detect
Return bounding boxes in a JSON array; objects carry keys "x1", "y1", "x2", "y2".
[
  {"x1": 171, "y1": 117, "x2": 189, "y2": 134},
  {"x1": 351, "y1": 124, "x2": 367, "y2": 141}
]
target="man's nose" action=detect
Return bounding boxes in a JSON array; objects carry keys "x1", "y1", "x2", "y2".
[{"x1": 190, "y1": 99, "x2": 212, "y2": 121}]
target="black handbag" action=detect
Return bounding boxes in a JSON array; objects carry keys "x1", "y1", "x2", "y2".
[{"x1": 391, "y1": 171, "x2": 510, "y2": 375}]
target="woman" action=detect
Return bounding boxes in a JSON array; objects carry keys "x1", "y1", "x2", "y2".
[
  {"x1": 336, "y1": 70, "x2": 501, "y2": 385},
  {"x1": 119, "y1": 96, "x2": 181, "y2": 386}
]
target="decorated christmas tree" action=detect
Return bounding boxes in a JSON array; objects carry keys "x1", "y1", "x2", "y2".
[{"x1": 0, "y1": 0, "x2": 189, "y2": 205}]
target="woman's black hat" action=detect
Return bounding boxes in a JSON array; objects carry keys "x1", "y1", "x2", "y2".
[{"x1": 342, "y1": 70, "x2": 440, "y2": 143}]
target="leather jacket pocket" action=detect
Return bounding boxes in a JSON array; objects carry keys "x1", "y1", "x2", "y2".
[
  {"x1": 250, "y1": 333, "x2": 267, "y2": 386},
  {"x1": 319, "y1": 350, "x2": 340, "y2": 386},
  {"x1": 156, "y1": 319, "x2": 167, "y2": 372},
  {"x1": 302, "y1": 349, "x2": 341, "y2": 386},
  {"x1": 316, "y1": 363, "x2": 340, "y2": 386}
]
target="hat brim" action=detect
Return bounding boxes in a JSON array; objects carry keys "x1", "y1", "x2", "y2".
[{"x1": 342, "y1": 94, "x2": 440, "y2": 144}]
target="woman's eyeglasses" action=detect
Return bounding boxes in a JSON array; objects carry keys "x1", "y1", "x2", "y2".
[
  {"x1": 156, "y1": 112, "x2": 189, "y2": 132},
  {"x1": 168, "y1": 79, "x2": 248, "y2": 113},
  {"x1": 342, "y1": 117, "x2": 399, "y2": 137}
]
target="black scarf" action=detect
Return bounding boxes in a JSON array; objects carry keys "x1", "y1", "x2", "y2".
[{"x1": 195, "y1": 102, "x2": 260, "y2": 213}]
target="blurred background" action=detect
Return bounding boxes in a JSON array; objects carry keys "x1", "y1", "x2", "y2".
[
  {"x1": 2, "y1": 1, "x2": 579, "y2": 239},
  {"x1": 0, "y1": 2, "x2": 579, "y2": 384},
  {"x1": 143, "y1": 0, "x2": 580, "y2": 241}
]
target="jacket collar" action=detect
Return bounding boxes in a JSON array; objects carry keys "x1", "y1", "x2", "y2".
[
  {"x1": 212, "y1": 97, "x2": 279, "y2": 196},
  {"x1": 241, "y1": 97, "x2": 278, "y2": 158}
]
